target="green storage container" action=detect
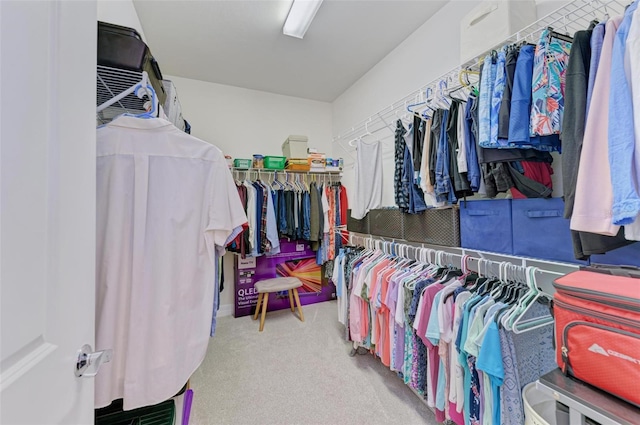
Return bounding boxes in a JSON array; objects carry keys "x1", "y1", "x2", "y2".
[
  {"x1": 95, "y1": 399, "x2": 174, "y2": 425},
  {"x1": 233, "y1": 158, "x2": 252, "y2": 169},
  {"x1": 264, "y1": 156, "x2": 286, "y2": 170}
]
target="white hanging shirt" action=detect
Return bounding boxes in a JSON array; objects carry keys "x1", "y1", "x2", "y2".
[
  {"x1": 243, "y1": 180, "x2": 257, "y2": 253},
  {"x1": 321, "y1": 187, "x2": 330, "y2": 233},
  {"x1": 95, "y1": 116, "x2": 247, "y2": 410}
]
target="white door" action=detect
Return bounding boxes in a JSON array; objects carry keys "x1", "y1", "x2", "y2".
[{"x1": 1, "y1": 1, "x2": 98, "y2": 424}]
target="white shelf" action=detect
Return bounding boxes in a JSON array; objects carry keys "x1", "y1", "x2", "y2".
[
  {"x1": 96, "y1": 65, "x2": 148, "y2": 123},
  {"x1": 231, "y1": 167, "x2": 343, "y2": 175},
  {"x1": 537, "y1": 369, "x2": 640, "y2": 425}
]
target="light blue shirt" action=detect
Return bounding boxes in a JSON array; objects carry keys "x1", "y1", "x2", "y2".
[
  {"x1": 479, "y1": 55, "x2": 498, "y2": 147},
  {"x1": 477, "y1": 318, "x2": 505, "y2": 425},
  {"x1": 264, "y1": 186, "x2": 281, "y2": 255},
  {"x1": 608, "y1": 0, "x2": 640, "y2": 225}
]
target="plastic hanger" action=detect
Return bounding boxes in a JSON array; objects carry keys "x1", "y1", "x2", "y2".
[
  {"x1": 447, "y1": 72, "x2": 473, "y2": 101},
  {"x1": 407, "y1": 88, "x2": 436, "y2": 120},
  {"x1": 271, "y1": 171, "x2": 283, "y2": 190},
  {"x1": 509, "y1": 267, "x2": 553, "y2": 333},
  {"x1": 435, "y1": 80, "x2": 451, "y2": 109},
  {"x1": 447, "y1": 84, "x2": 470, "y2": 102},
  {"x1": 460, "y1": 68, "x2": 480, "y2": 97},
  {"x1": 503, "y1": 266, "x2": 552, "y2": 332},
  {"x1": 124, "y1": 81, "x2": 159, "y2": 120},
  {"x1": 547, "y1": 26, "x2": 573, "y2": 43}
]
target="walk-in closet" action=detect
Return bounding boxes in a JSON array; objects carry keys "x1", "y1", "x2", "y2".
[{"x1": 1, "y1": 0, "x2": 640, "y2": 424}]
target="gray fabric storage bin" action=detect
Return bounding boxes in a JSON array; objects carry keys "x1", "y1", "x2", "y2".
[
  {"x1": 347, "y1": 209, "x2": 369, "y2": 234},
  {"x1": 404, "y1": 207, "x2": 461, "y2": 247},
  {"x1": 368, "y1": 208, "x2": 405, "y2": 239}
]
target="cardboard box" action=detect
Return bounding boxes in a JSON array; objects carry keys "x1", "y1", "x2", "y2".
[{"x1": 282, "y1": 135, "x2": 308, "y2": 158}]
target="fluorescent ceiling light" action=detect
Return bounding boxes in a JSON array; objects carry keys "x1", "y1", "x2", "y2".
[{"x1": 283, "y1": 0, "x2": 323, "y2": 39}]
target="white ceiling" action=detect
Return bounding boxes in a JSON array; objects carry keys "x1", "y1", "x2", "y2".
[{"x1": 133, "y1": 0, "x2": 448, "y2": 102}]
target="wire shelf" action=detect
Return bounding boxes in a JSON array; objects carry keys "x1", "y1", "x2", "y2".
[
  {"x1": 96, "y1": 65, "x2": 148, "y2": 123},
  {"x1": 333, "y1": 0, "x2": 628, "y2": 148}
]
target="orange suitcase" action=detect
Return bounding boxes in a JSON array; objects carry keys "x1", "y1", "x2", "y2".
[{"x1": 553, "y1": 270, "x2": 640, "y2": 407}]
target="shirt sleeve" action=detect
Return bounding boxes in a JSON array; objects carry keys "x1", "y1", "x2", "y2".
[
  {"x1": 608, "y1": 4, "x2": 640, "y2": 225},
  {"x1": 205, "y1": 160, "x2": 248, "y2": 256},
  {"x1": 476, "y1": 321, "x2": 505, "y2": 385},
  {"x1": 426, "y1": 293, "x2": 442, "y2": 345}
]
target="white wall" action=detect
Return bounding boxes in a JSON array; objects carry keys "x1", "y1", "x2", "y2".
[
  {"x1": 167, "y1": 76, "x2": 333, "y2": 315},
  {"x1": 166, "y1": 76, "x2": 333, "y2": 159},
  {"x1": 333, "y1": 0, "x2": 484, "y2": 207},
  {"x1": 332, "y1": 0, "x2": 571, "y2": 207},
  {"x1": 97, "y1": 0, "x2": 146, "y2": 41}
]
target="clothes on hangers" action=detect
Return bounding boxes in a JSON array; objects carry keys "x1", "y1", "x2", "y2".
[
  {"x1": 490, "y1": 47, "x2": 508, "y2": 147},
  {"x1": 507, "y1": 43, "x2": 561, "y2": 152},
  {"x1": 436, "y1": 109, "x2": 457, "y2": 204},
  {"x1": 448, "y1": 101, "x2": 473, "y2": 199},
  {"x1": 478, "y1": 54, "x2": 497, "y2": 148},
  {"x1": 586, "y1": 21, "x2": 607, "y2": 120},
  {"x1": 468, "y1": 35, "x2": 567, "y2": 152},
  {"x1": 229, "y1": 174, "x2": 347, "y2": 264},
  {"x1": 608, "y1": 1, "x2": 640, "y2": 230},
  {"x1": 419, "y1": 118, "x2": 435, "y2": 197},
  {"x1": 571, "y1": 16, "x2": 623, "y2": 236},
  {"x1": 413, "y1": 115, "x2": 426, "y2": 176},
  {"x1": 389, "y1": 8, "x2": 640, "y2": 214},
  {"x1": 231, "y1": 184, "x2": 249, "y2": 257},
  {"x1": 95, "y1": 115, "x2": 248, "y2": 410},
  {"x1": 403, "y1": 123, "x2": 428, "y2": 213},
  {"x1": 395, "y1": 121, "x2": 411, "y2": 211},
  {"x1": 396, "y1": 45, "x2": 560, "y2": 203},
  {"x1": 463, "y1": 97, "x2": 482, "y2": 192},
  {"x1": 339, "y1": 184, "x2": 349, "y2": 244},
  {"x1": 560, "y1": 26, "x2": 634, "y2": 259},
  {"x1": 624, "y1": 2, "x2": 640, "y2": 240},
  {"x1": 333, "y1": 245, "x2": 556, "y2": 425},
  {"x1": 562, "y1": 29, "x2": 593, "y2": 218},
  {"x1": 530, "y1": 28, "x2": 572, "y2": 137},
  {"x1": 498, "y1": 45, "x2": 520, "y2": 141},
  {"x1": 456, "y1": 101, "x2": 468, "y2": 175}
]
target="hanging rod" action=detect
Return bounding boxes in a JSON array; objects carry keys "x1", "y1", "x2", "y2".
[
  {"x1": 332, "y1": 0, "x2": 627, "y2": 148},
  {"x1": 347, "y1": 233, "x2": 575, "y2": 287}
]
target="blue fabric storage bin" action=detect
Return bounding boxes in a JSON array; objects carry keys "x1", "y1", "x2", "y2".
[
  {"x1": 590, "y1": 241, "x2": 640, "y2": 266},
  {"x1": 511, "y1": 198, "x2": 587, "y2": 264},
  {"x1": 460, "y1": 199, "x2": 513, "y2": 254}
]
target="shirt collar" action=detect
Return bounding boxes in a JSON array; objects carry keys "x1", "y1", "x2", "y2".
[{"x1": 108, "y1": 116, "x2": 175, "y2": 131}]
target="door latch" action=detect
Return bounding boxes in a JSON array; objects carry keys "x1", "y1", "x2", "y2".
[{"x1": 75, "y1": 344, "x2": 112, "y2": 378}]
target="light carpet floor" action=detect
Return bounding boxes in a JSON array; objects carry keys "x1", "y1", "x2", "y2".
[{"x1": 190, "y1": 300, "x2": 439, "y2": 425}]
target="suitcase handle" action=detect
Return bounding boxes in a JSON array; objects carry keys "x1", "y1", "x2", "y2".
[{"x1": 525, "y1": 210, "x2": 562, "y2": 218}]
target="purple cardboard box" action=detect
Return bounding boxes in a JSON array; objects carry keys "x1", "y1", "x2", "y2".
[{"x1": 234, "y1": 239, "x2": 335, "y2": 317}]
